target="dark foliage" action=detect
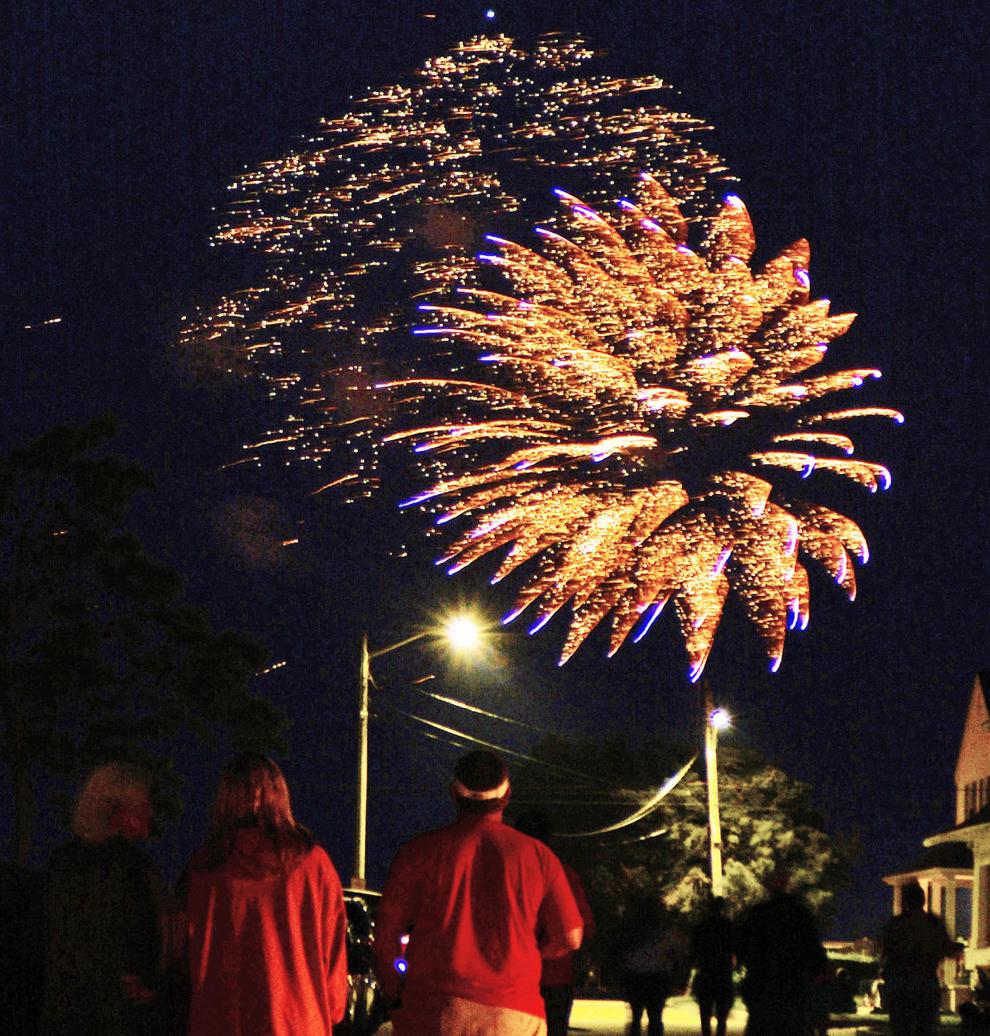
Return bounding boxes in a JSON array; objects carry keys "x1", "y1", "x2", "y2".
[
  {"x1": 0, "y1": 420, "x2": 286, "y2": 863},
  {"x1": 510, "y1": 732, "x2": 856, "y2": 982}
]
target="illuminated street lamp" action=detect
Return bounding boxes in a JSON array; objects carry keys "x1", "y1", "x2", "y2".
[
  {"x1": 703, "y1": 682, "x2": 731, "y2": 897},
  {"x1": 352, "y1": 614, "x2": 481, "y2": 888}
]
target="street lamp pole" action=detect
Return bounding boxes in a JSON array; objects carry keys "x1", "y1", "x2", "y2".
[
  {"x1": 703, "y1": 680, "x2": 726, "y2": 897},
  {"x1": 353, "y1": 631, "x2": 371, "y2": 890},
  {"x1": 352, "y1": 624, "x2": 473, "y2": 889}
]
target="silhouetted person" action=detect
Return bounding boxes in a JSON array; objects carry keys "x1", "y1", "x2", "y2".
[
  {"x1": 881, "y1": 880, "x2": 957, "y2": 1036},
  {"x1": 182, "y1": 754, "x2": 348, "y2": 1035},
  {"x1": 690, "y1": 895, "x2": 734, "y2": 1036},
  {"x1": 809, "y1": 963, "x2": 856, "y2": 1035},
  {"x1": 40, "y1": 762, "x2": 167, "y2": 1036},
  {"x1": 829, "y1": 967, "x2": 856, "y2": 1014},
  {"x1": 958, "y1": 965, "x2": 990, "y2": 1030},
  {"x1": 618, "y1": 893, "x2": 686, "y2": 1036},
  {"x1": 734, "y1": 864, "x2": 826, "y2": 1036},
  {"x1": 373, "y1": 749, "x2": 584, "y2": 1035},
  {"x1": 1, "y1": 859, "x2": 47, "y2": 1035},
  {"x1": 515, "y1": 809, "x2": 597, "y2": 1036}
]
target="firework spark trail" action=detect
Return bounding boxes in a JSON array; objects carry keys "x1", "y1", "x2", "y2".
[
  {"x1": 181, "y1": 33, "x2": 727, "y2": 494},
  {"x1": 392, "y1": 179, "x2": 901, "y2": 677},
  {"x1": 185, "y1": 32, "x2": 898, "y2": 677}
]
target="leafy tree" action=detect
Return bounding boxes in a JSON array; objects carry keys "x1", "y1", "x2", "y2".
[
  {"x1": 511, "y1": 731, "x2": 856, "y2": 975},
  {"x1": 0, "y1": 419, "x2": 286, "y2": 864}
]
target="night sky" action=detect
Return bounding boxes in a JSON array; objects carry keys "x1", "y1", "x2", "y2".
[{"x1": 4, "y1": 0, "x2": 989, "y2": 938}]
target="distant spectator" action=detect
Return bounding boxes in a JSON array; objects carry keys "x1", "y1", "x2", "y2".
[
  {"x1": 881, "y1": 880, "x2": 958, "y2": 1036},
  {"x1": 515, "y1": 809, "x2": 597, "y2": 1036},
  {"x1": 735, "y1": 863, "x2": 827, "y2": 1036},
  {"x1": 810, "y1": 961, "x2": 853, "y2": 1036},
  {"x1": 40, "y1": 762, "x2": 168, "y2": 1036},
  {"x1": 182, "y1": 753, "x2": 348, "y2": 1036},
  {"x1": 958, "y1": 965, "x2": 990, "y2": 1030},
  {"x1": 827, "y1": 967, "x2": 856, "y2": 1015},
  {"x1": 690, "y1": 894, "x2": 734, "y2": 1036},
  {"x1": 618, "y1": 892, "x2": 687, "y2": 1036}
]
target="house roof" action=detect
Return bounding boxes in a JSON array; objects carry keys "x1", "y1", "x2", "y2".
[
  {"x1": 979, "y1": 671, "x2": 990, "y2": 720},
  {"x1": 955, "y1": 672, "x2": 990, "y2": 788},
  {"x1": 883, "y1": 840, "x2": 973, "y2": 881},
  {"x1": 925, "y1": 801, "x2": 990, "y2": 848}
]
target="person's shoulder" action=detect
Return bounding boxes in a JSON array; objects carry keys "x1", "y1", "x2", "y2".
[
  {"x1": 924, "y1": 910, "x2": 951, "y2": 934},
  {"x1": 52, "y1": 836, "x2": 141, "y2": 867},
  {"x1": 47, "y1": 837, "x2": 82, "y2": 867},
  {"x1": 403, "y1": 819, "x2": 462, "y2": 851},
  {"x1": 301, "y1": 843, "x2": 342, "y2": 880},
  {"x1": 503, "y1": 823, "x2": 552, "y2": 854},
  {"x1": 561, "y1": 859, "x2": 582, "y2": 884},
  {"x1": 740, "y1": 897, "x2": 768, "y2": 922},
  {"x1": 114, "y1": 836, "x2": 158, "y2": 868},
  {"x1": 382, "y1": 822, "x2": 458, "y2": 883},
  {"x1": 511, "y1": 828, "x2": 568, "y2": 879},
  {"x1": 881, "y1": 912, "x2": 904, "y2": 938}
]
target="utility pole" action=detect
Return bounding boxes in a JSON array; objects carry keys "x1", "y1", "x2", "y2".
[
  {"x1": 352, "y1": 631, "x2": 371, "y2": 889},
  {"x1": 703, "y1": 679, "x2": 725, "y2": 897}
]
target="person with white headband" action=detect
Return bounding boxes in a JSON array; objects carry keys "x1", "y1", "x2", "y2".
[{"x1": 373, "y1": 749, "x2": 584, "y2": 1035}]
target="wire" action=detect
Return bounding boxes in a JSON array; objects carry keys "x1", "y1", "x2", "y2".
[
  {"x1": 388, "y1": 707, "x2": 698, "y2": 839},
  {"x1": 589, "y1": 825, "x2": 671, "y2": 847},
  {"x1": 402, "y1": 683, "x2": 568, "y2": 738},
  {"x1": 389, "y1": 707, "x2": 614, "y2": 786},
  {"x1": 553, "y1": 754, "x2": 697, "y2": 838}
]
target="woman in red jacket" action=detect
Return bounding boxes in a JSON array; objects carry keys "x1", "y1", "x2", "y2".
[{"x1": 183, "y1": 754, "x2": 348, "y2": 1036}]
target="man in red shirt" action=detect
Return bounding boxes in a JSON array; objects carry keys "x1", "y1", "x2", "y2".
[{"x1": 373, "y1": 750, "x2": 584, "y2": 1035}]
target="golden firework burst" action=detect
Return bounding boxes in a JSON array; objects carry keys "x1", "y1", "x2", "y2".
[
  {"x1": 180, "y1": 34, "x2": 726, "y2": 494},
  {"x1": 390, "y1": 175, "x2": 901, "y2": 677}
]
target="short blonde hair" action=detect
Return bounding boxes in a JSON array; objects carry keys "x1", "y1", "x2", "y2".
[{"x1": 71, "y1": 762, "x2": 150, "y2": 843}]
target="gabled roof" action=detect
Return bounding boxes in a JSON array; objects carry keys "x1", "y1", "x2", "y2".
[
  {"x1": 955, "y1": 673, "x2": 990, "y2": 788},
  {"x1": 977, "y1": 671, "x2": 990, "y2": 721}
]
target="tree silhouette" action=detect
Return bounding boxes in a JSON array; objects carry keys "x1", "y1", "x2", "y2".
[
  {"x1": 0, "y1": 419, "x2": 285, "y2": 863},
  {"x1": 511, "y1": 732, "x2": 855, "y2": 979}
]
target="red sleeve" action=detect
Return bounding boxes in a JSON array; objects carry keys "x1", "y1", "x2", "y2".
[
  {"x1": 537, "y1": 850, "x2": 584, "y2": 956},
  {"x1": 564, "y1": 862, "x2": 596, "y2": 942},
  {"x1": 322, "y1": 856, "x2": 349, "y2": 1024},
  {"x1": 373, "y1": 843, "x2": 418, "y2": 1003}
]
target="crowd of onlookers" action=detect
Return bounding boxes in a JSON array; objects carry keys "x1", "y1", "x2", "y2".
[
  {"x1": 3, "y1": 756, "x2": 348, "y2": 1035},
  {"x1": 0, "y1": 750, "x2": 965, "y2": 1036}
]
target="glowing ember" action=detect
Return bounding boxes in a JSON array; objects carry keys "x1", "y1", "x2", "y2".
[
  {"x1": 389, "y1": 181, "x2": 900, "y2": 677},
  {"x1": 184, "y1": 32, "x2": 898, "y2": 678},
  {"x1": 181, "y1": 33, "x2": 726, "y2": 494}
]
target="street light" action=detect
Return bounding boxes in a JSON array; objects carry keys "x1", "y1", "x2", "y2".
[
  {"x1": 352, "y1": 613, "x2": 482, "y2": 888},
  {"x1": 703, "y1": 682, "x2": 731, "y2": 897}
]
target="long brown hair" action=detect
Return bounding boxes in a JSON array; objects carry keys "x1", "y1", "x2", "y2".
[{"x1": 204, "y1": 753, "x2": 314, "y2": 869}]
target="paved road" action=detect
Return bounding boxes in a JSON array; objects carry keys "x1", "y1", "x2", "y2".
[
  {"x1": 569, "y1": 995, "x2": 962, "y2": 1034},
  {"x1": 373, "y1": 996, "x2": 962, "y2": 1034},
  {"x1": 571, "y1": 995, "x2": 744, "y2": 1034}
]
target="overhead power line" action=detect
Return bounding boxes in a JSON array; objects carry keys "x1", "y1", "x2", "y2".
[
  {"x1": 388, "y1": 707, "x2": 615, "y2": 787},
  {"x1": 389, "y1": 706, "x2": 697, "y2": 840},
  {"x1": 554, "y1": 754, "x2": 696, "y2": 838},
  {"x1": 590, "y1": 825, "x2": 671, "y2": 847},
  {"x1": 404, "y1": 683, "x2": 567, "y2": 739}
]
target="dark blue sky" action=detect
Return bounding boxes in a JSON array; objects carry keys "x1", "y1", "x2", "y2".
[{"x1": 3, "y1": 0, "x2": 989, "y2": 937}]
